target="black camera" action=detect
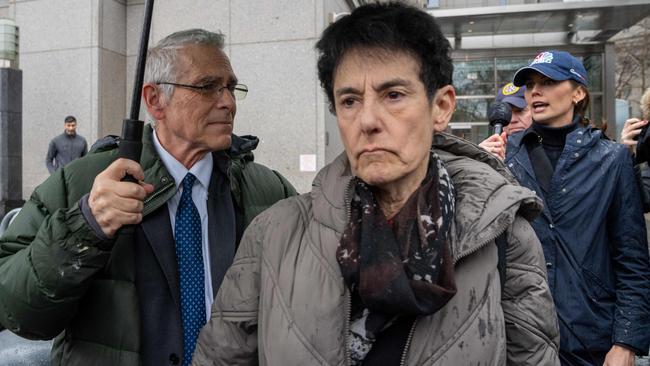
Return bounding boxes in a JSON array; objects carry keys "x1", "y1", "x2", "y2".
[{"x1": 635, "y1": 122, "x2": 650, "y2": 165}]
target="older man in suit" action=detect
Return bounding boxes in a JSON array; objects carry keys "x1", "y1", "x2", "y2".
[{"x1": 0, "y1": 29, "x2": 295, "y2": 366}]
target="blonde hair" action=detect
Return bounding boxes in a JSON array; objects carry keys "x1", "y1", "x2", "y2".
[{"x1": 642, "y1": 87, "x2": 650, "y2": 120}]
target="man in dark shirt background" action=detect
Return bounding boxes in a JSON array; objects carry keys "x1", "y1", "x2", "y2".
[{"x1": 45, "y1": 115, "x2": 88, "y2": 174}]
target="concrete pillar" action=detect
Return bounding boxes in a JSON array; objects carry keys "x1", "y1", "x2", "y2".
[
  {"x1": 0, "y1": 67, "x2": 23, "y2": 217},
  {"x1": 603, "y1": 42, "x2": 616, "y2": 139}
]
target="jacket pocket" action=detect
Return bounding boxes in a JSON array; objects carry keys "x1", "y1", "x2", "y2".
[
  {"x1": 564, "y1": 268, "x2": 615, "y2": 354},
  {"x1": 581, "y1": 268, "x2": 615, "y2": 303}
]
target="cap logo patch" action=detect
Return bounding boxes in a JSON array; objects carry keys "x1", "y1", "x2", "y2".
[
  {"x1": 502, "y1": 83, "x2": 519, "y2": 95},
  {"x1": 569, "y1": 68, "x2": 585, "y2": 81},
  {"x1": 531, "y1": 51, "x2": 554, "y2": 65}
]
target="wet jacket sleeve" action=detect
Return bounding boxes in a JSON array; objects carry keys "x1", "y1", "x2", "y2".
[
  {"x1": 501, "y1": 215, "x2": 561, "y2": 366},
  {"x1": 192, "y1": 212, "x2": 266, "y2": 366},
  {"x1": 46, "y1": 139, "x2": 57, "y2": 174},
  {"x1": 0, "y1": 168, "x2": 112, "y2": 339},
  {"x1": 607, "y1": 148, "x2": 650, "y2": 354}
]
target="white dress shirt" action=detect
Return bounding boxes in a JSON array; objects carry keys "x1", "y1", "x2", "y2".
[{"x1": 152, "y1": 131, "x2": 214, "y2": 320}]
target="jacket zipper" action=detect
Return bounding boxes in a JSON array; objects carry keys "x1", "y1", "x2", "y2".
[
  {"x1": 344, "y1": 178, "x2": 354, "y2": 223},
  {"x1": 453, "y1": 220, "x2": 509, "y2": 266},
  {"x1": 399, "y1": 318, "x2": 419, "y2": 366},
  {"x1": 344, "y1": 290, "x2": 352, "y2": 366},
  {"x1": 344, "y1": 177, "x2": 354, "y2": 365}
]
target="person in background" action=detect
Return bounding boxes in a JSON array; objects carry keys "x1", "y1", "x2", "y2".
[
  {"x1": 0, "y1": 29, "x2": 296, "y2": 366},
  {"x1": 620, "y1": 88, "x2": 650, "y2": 218},
  {"x1": 505, "y1": 50, "x2": 650, "y2": 366},
  {"x1": 192, "y1": 3, "x2": 559, "y2": 366},
  {"x1": 620, "y1": 88, "x2": 650, "y2": 154},
  {"x1": 45, "y1": 115, "x2": 88, "y2": 174},
  {"x1": 479, "y1": 83, "x2": 532, "y2": 160}
]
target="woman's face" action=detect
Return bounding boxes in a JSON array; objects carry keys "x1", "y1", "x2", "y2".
[
  {"x1": 524, "y1": 72, "x2": 585, "y2": 128},
  {"x1": 332, "y1": 48, "x2": 453, "y2": 192}
]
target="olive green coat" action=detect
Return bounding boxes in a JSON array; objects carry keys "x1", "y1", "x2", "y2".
[{"x1": 0, "y1": 125, "x2": 296, "y2": 366}]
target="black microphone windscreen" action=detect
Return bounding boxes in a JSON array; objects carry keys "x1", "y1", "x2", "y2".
[{"x1": 488, "y1": 101, "x2": 512, "y2": 128}]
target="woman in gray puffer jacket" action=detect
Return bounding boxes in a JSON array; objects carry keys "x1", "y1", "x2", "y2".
[{"x1": 193, "y1": 3, "x2": 559, "y2": 366}]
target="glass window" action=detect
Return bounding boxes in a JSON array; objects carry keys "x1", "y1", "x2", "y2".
[
  {"x1": 476, "y1": 123, "x2": 490, "y2": 141},
  {"x1": 496, "y1": 57, "x2": 531, "y2": 87},
  {"x1": 448, "y1": 123, "x2": 490, "y2": 144},
  {"x1": 589, "y1": 94, "x2": 603, "y2": 126},
  {"x1": 582, "y1": 54, "x2": 602, "y2": 92},
  {"x1": 453, "y1": 59, "x2": 495, "y2": 96},
  {"x1": 450, "y1": 52, "x2": 606, "y2": 144},
  {"x1": 451, "y1": 98, "x2": 492, "y2": 123},
  {"x1": 440, "y1": 0, "x2": 502, "y2": 9}
]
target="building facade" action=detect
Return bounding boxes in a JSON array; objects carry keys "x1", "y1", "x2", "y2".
[
  {"x1": 3, "y1": 0, "x2": 355, "y2": 195},
  {"x1": 1, "y1": 0, "x2": 649, "y2": 195},
  {"x1": 430, "y1": 0, "x2": 650, "y2": 142}
]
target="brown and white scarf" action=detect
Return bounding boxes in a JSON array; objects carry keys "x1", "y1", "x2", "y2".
[{"x1": 337, "y1": 151, "x2": 457, "y2": 365}]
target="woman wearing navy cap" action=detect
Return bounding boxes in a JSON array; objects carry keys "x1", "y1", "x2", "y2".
[{"x1": 504, "y1": 50, "x2": 650, "y2": 366}]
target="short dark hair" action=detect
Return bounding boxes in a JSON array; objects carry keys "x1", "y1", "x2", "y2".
[
  {"x1": 64, "y1": 115, "x2": 76, "y2": 123},
  {"x1": 316, "y1": 2, "x2": 453, "y2": 111}
]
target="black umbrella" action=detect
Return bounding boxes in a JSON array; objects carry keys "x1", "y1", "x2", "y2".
[{"x1": 118, "y1": 0, "x2": 154, "y2": 182}]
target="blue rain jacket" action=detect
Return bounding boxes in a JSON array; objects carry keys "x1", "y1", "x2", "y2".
[{"x1": 505, "y1": 125, "x2": 650, "y2": 365}]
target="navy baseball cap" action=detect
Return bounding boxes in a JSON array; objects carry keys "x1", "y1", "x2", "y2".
[
  {"x1": 513, "y1": 50, "x2": 588, "y2": 87},
  {"x1": 496, "y1": 83, "x2": 526, "y2": 109}
]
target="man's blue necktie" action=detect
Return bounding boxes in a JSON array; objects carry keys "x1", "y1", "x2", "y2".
[{"x1": 174, "y1": 173, "x2": 205, "y2": 366}]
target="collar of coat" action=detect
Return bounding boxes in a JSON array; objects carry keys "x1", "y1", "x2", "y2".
[
  {"x1": 135, "y1": 124, "x2": 259, "y2": 216},
  {"x1": 509, "y1": 123, "x2": 603, "y2": 151},
  {"x1": 311, "y1": 132, "x2": 542, "y2": 264}
]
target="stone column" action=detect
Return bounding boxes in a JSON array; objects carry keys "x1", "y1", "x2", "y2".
[{"x1": 0, "y1": 67, "x2": 23, "y2": 217}]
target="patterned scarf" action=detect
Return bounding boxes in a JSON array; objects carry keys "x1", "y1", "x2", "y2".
[{"x1": 337, "y1": 151, "x2": 457, "y2": 365}]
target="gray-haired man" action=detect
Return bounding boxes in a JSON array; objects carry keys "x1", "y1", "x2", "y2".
[{"x1": 0, "y1": 29, "x2": 296, "y2": 366}]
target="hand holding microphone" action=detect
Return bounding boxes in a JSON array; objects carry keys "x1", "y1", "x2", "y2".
[
  {"x1": 488, "y1": 101, "x2": 512, "y2": 136},
  {"x1": 478, "y1": 101, "x2": 512, "y2": 161}
]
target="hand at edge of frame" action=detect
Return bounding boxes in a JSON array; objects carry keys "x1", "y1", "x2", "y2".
[{"x1": 603, "y1": 344, "x2": 635, "y2": 366}]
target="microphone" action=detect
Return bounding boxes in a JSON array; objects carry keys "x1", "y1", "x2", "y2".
[{"x1": 488, "y1": 101, "x2": 512, "y2": 136}]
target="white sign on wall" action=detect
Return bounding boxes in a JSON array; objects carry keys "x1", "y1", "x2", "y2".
[{"x1": 300, "y1": 154, "x2": 317, "y2": 172}]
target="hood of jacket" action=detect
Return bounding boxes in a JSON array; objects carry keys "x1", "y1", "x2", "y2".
[
  {"x1": 228, "y1": 134, "x2": 259, "y2": 160},
  {"x1": 311, "y1": 132, "x2": 542, "y2": 262}
]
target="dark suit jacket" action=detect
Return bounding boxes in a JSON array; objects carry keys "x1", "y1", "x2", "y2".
[{"x1": 136, "y1": 152, "x2": 236, "y2": 366}]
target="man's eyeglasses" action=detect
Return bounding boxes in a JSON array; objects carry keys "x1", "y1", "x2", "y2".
[{"x1": 156, "y1": 81, "x2": 248, "y2": 100}]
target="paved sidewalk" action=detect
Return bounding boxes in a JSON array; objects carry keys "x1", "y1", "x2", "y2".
[
  {"x1": 0, "y1": 330, "x2": 51, "y2": 366},
  {"x1": 1, "y1": 327, "x2": 650, "y2": 365}
]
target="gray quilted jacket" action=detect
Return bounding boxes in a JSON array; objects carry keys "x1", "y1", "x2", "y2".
[{"x1": 193, "y1": 133, "x2": 560, "y2": 366}]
